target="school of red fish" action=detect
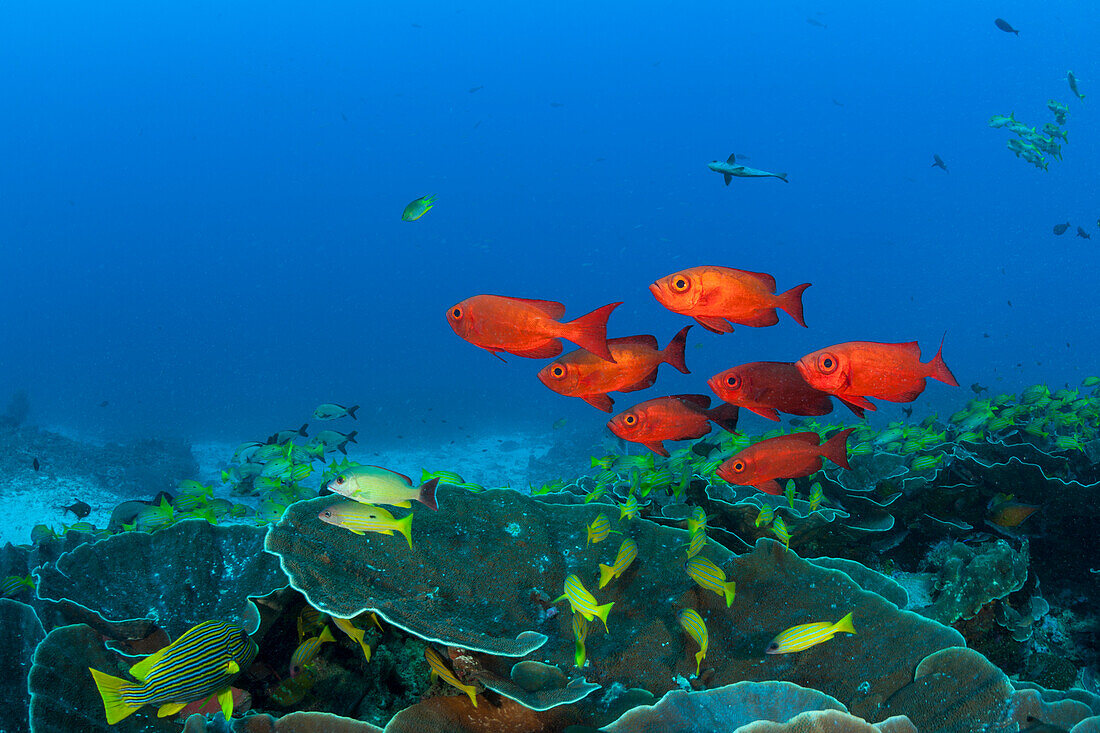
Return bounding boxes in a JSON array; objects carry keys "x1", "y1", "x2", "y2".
[{"x1": 447, "y1": 265, "x2": 959, "y2": 495}]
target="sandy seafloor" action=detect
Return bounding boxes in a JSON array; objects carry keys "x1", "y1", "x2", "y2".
[{"x1": 1, "y1": 430, "x2": 560, "y2": 548}]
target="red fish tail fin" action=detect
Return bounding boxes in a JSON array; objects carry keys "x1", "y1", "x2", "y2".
[
  {"x1": 822, "y1": 427, "x2": 857, "y2": 469},
  {"x1": 705, "y1": 403, "x2": 740, "y2": 433},
  {"x1": 662, "y1": 325, "x2": 692, "y2": 374},
  {"x1": 418, "y1": 477, "x2": 440, "y2": 510},
  {"x1": 562, "y1": 302, "x2": 621, "y2": 362},
  {"x1": 929, "y1": 337, "x2": 959, "y2": 387},
  {"x1": 777, "y1": 283, "x2": 811, "y2": 327}
]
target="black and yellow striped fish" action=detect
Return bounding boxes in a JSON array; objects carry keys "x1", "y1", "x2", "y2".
[{"x1": 89, "y1": 620, "x2": 257, "y2": 724}]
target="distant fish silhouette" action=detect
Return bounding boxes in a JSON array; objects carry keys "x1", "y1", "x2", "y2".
[
  {"x1": 59, "y1": 500, "x2": 91, "y2": 519},
  {"x1": 806, "y1": 18, "x2": 826, "y2": 28},
  {"x1": 468, "y1": 85, "x2": 484, "y2": 93},
  {"x1": 32, "y1": 457, "x2": 40, "y2": 471},
  {"x1": 994, "y1": 18, "x2": 1019, "y2": 35},
  {"x1": 832, "y1": 98, "x2": 844, "y2": 107},
  {"x1": 1077, "y1": 226, "x2": 1091, "y2": 239},
  {"x1": 1053, "y1": 222, "x2": 1070, "y2": 235},
  {"x1": 931, "y1": 155, "x2": 949, "y2": 172},
  {"x1": 550, "y1": 102, "x2": 565, "y2": 107},
  {"x1": 98, "y1": 400, "x2": 109, "y2": 407},
  {"x1": 901, "y1": 406, "x2": 913, "y2": 418}
]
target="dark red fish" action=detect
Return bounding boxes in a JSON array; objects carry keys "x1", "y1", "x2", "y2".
[
  {"x1": 716, "y1": 428, "x2": 855, "y2": 495},
  {"x1": 607, "y1": 395, "x2": 740, "y2": 457},
  {"x1": 708, "y1": 361, "x2": 865, "y2": 421},
  {"x1": 795, "y1": 340, "x2": 958, "y2": 412},
  {"x1": 447, "y1": 295, "x2": 619, "y2": 362},
  {"x1": 537, "y1": 327, "x2": 690, "y2": 411}
]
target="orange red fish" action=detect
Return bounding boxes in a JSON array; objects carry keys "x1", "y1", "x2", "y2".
[
  {"x1": 650, "y1": 266, "x2": 810, "y2": 333},
  {"x1": 708, "y1": 361, "x2": 865, "y2": 421},
  {"x1": 717, "y1": 428, "x2": 856, "y2": 495},
  {"x1": 795, "y1": 339, "x2": 958, "y2": 412},
  {"x1": 538, "y1": 326, "x2": 691, "y2": 412},
  {"x1": 607, "y1": 395, "x2": 740, "y2": 457},
  {"x1": 446, "y1": 295, "x2": 620, "y2": 362}
]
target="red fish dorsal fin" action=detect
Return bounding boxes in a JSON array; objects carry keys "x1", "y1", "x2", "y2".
[
  {"x1": 671, "y1": 394, "x2": 711, "y2": 409},
  {"x1": 608, "y1": 334, "x2": 659, "y2": 350},
  {"x1": 504, "y1": 297, "x2": 566, "y2": 319},
  {"x1": 739, "y1": 269, "x2": 778, "y2": 292}
]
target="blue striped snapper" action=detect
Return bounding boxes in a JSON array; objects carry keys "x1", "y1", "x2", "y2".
[
  {"x1": 425, "y1": 647, "x2": 478, "y2": 706},
  {"x1": 290, "y1": 626, "x2": 334, "y2": 677},
  {"x1": 684, "y1": 557, "x2": 737, "y2": 607},
  {"x1": 318, "y1": 502, "x2": 414, "y2": 548},
  {"x1": 573, "y1": 613, "x2": 588, "y2": 668},
  {"x1": 555, "y1": 574, "x2": 614, "y2": 632},
  {"x1": 598, "y1": 538, "x2": 638, "y2": 588},
  {"x1": 766, "y1": 612, "x2": 855, "y2": 654},
  {"x1": 89, "y1": 620, "x2": 256, "y2": 724},
  {"x1": 679, "y1": 609, "x2": 708, "y2": 675}
]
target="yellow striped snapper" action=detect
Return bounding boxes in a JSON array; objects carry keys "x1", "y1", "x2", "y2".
[
  {"x1": 687, "y1": 507, "x2": 708, "y2": 534},
  {"x1": 318, "y1": 502, "x2": 414, "y2": 548},
  {"x1": 422, "y1": 468, "x2": 465, "y2": 485},
  {"x1": 784, "y1": 480, "x2": 796, "y2": 508},
  {"x1": 1, "y1": 575, "x2": 34, "y2": 598},
  {"x1": 910, "y1": 454, "x2": 944, "y2": 472},
  {"x1": 809, "y1": 483, "x2": 824, "y2": 512},
  {"x1": 425, "y1": 647, "x2": 478, "y2": 707},
  {"x1": 290, "y1": 626, "x2": 334, "y2": 677},
  {"x1": 679, "y1": 609, "x2": 708, "y2": 675},
  {"x1": 555, "y1": 575, "x2": 614, "y2": 632},
  {"x1": 573, "y1": 612, "x2": 588, "y2": 667},
  {"x1": 755, "y1": 505, "x2": 774, "y2": 528},
  {"x1": 766, "y1": 612, "x2": 855, "y2": 654},
  {"x1": 618, "y1": 494, "x2": 648, "y2": 521},
  {"x1": 685, "y1": 525, "x2": 707, "y2": 558},
  {"x1": 684, "y1": 557, "x2": 736, "y2": 607},
  {"x1": 598, "y1": 538, "x2": 638, "y2": 588},
  {"x1": 332, "y1": 616, "x2": 372, "y2": 663},
  {"x1": 771, "y1": 516, "x2": 791, "y2": 547},
  {"x1": 587, "y1": 513, "x2": 612, "y2": 545},
  {"x1": 89, "y1": 620, "x2": 257, "y2": 724},
  {"x1": 327, "y1": 466, "x2": 439, "y2": 510}
]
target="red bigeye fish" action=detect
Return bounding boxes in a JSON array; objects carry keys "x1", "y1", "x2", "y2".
[
  {"x1": 446, "y1": 295, "x2": 620, "y2": 362},
  {"x1": 708, "y1": 361, "x2": 866, "y2": 421},
  {"x1": 795, "y1": 340, "x2": 959, "y2": 412},
  {"x1": 716, "y1": 428, "x2": 856, "y2": 495},
  {"x1": 607, "y1": 394, "x2": 740, "y2": 457},
  {"x1": 538, "y1": 327, "x2": 691, "y2": 412},
  {"x1": 650, "y1": 266, "x2": 810, "y2": 333}
]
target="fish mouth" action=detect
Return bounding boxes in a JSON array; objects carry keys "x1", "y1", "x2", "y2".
[{"x1": 648, "y1": 282, "x2": 664, "y2": 301}]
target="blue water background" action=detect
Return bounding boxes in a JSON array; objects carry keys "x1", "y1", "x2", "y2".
[{"x1": 1, "y1": 1, "x2": 1096, "y2": 452}]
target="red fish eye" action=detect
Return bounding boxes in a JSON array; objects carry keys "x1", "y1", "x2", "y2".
[
  {"x1": 551, "y1": 366, "x2": 564, "y2": 378},
  {"x1": 671, "y1": 275, "x2": 690, "y2": 292},
  {"x1": 625, "y1": 415, "x2": 636, "y2": 425},
  {"x1": 726, "y1": 375, "x2": 740, "y2": 389},
  {"x1": 733, "y1": 461, "x2": 744, "y2": 472},
  {"x1": 451, "y1": 307, "x2": 462, "y2": 319},
  {"x1": 818, "y1": 354, "x2": 838, "y2": 374}
]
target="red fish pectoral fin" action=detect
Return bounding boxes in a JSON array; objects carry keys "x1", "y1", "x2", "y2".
[
  {"x1": 643, "y1": 441, "x2": 670, "y2": 457},
  {"x1": 484, "y1": 348, "x2": 508, "y2": 363},
  {"x1": 581, "y1": 393, "x2": 615, "y2": 412},
  {"x1": 928, "y1": 337, "x2": 959, "y2": 387},
  {"x1": 663, "y1": 325, "x2": 692, "y2": 374},
  {"x1": 734, "y1": 310, "x2": 780, "y2": 328},
  {"x1": 755, "y1": 480, "x2": 782, "y2": 495},
  {"x1": 840, "y1": 400, "x2": 866, "y2": 419},
  {"x1": 777, "y1": 283, "x2": 811, "y2": 328},
  {"x1": 562, "y1": 302, "x2": 621, "y2": 362},
  {"x1": 508, "y1": 341, "x2": 564, "y2": 359},
  {"x1": 837, "y1": 394, "x2": 876, "y2": 412},
  {"x1": 693, "y1": 316, "x2": 734, "y2": 334},
  {"x1": 822, "y1": 427, "x2": 857, "y2": 470},
  {"x1": 744, "y1": 404, "x2": 782, "y2": 422}
]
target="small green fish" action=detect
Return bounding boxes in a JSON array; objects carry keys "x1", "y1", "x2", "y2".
[
  {"x1": 312, "y1": 403, "x2": 359, "y2": 421},
  {"x1": 318, "y1": 502, "x2": 414, "y2": 548},
  {"x1": 618, "y1": 494, "x2": 648, "y2": 521},
  {"x1": 422, "y1": 469, "x2": 465, "y2": 485},
  {"x1": 784, "y1": 480, "x2": 796, "y2": 508},
  {"x1": 1068, "y1": 71, "x2": 1085, "y2": 101},
  {"x1": 1082, "y1": 376, "x2": 1100, "y2": 387},
  {"x1": 326, "y1": 466, "x2": 438, "y2": 510},
  {"x1": 686, "y1": 507, "x2": 708, "y2": 534},
  {"x1": 679, "y1": 609, "x2": 708, "y2": 675},
  {"x1": 771, "y1": 516, "x2": 790, "y2": 547},
  {"x1": 425, "y1": 647, "x2": 478, "y2": 706},
  {"x1": 587, "y1": 513, "x2": 611, "y2": 545},
  {"x1": 685, "y1": 525, "x2": 707, "y2": 558},
  {"x1": 910, "y1": 454, "x2": 944, "y2": 472},
  {"x1": 552, "y1": 418, "x2": 568, "y2": 430},
  {"x1": 1, "y1": 575, "x2": 35, "y2": 598},
  {"x1": 598, "y1": 538, "x2": 638, "y2": 588},
  {"x1": 555, "y1": 575, "x2": 614, "y2": 632},
  {"x1": 685, "y1": 557, "x2": 736, "y2": 607},
  {"x1": 1053, "y1": 435, "x2": 1085, "y2": 451},
  {"x1": 766, "y1": 612, "x2": 855, "y2": 654},
  {"x1": 402, "y1": 194, "x2": 438, "y2": 221}
]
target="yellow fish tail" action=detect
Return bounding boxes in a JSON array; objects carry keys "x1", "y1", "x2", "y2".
[
  {"x1": 694, "y1": 649, "x2": 705, "y2": 676},
  {"x1": 723, "y1": 581, "x2": 737, "y2": 608},
  {"x1": 89, "y1": 667, "x2": 143, "y2": 725},
  {"x1": 574, "y1": 640, "x2": 586, "y2": 668},
  {"x1": 833, "y1": 612, "x2": 856, "y2": 635},
  {"x1": 593, "y1": 601, "x2": 614, "y2": 633},
  {"x1": 356, "y1": 639, "x2": 372, "y2": 662},
  {"x1": 394, "y1": 514, "x2": 414, "y2": 549},
  {"x1": 597, "y1": 563, "x2": 616, "y2": 589},
  {"x1": 319, "y1": 626, "x2": 335, "y2": 644},
  {"x1": 460, "y1": 681, "x2": 478, "y2": 707}
]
